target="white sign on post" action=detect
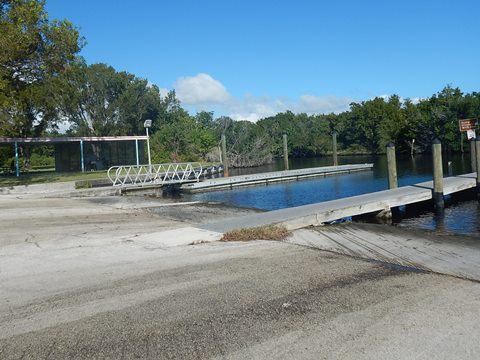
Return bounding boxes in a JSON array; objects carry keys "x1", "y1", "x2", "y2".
[{"x1": 467, "y1": 129, "x2": 476, "y2": 140}]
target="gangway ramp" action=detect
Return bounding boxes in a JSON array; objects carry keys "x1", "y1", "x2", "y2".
[{"x1": 108, "y1": 162, "x2": 205, "y2": 187}]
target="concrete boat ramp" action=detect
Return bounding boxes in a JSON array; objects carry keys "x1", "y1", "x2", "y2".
[
  {"x1": 202, "y1": 173, "x2": 480, "y2": 281},
  {"x1": 288, "y1": 223, "x2": 480, "y2": 282}
]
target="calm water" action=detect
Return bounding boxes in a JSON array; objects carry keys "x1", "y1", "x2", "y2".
[{"x1": 184, "y1": 154, "x2": 479, "y2": 236}]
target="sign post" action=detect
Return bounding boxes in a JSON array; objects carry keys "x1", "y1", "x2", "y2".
[
  {"x1": 459, "y1": 118, "x2": 478, "y2": 139},
  {"x1": 459, "y1": 119, "x2": 478, "y2": 171}
]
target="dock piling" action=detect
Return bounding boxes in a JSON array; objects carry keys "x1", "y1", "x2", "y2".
[
  {"x1": 432, "y1": 138, "x2": 444, "y2": 211},
  {"x1": 221, "y1": 134, "x2": 229, "y2": 177},
  {"x1": 283, "y1": 134, "x2": 289, "y2": 170},
  {"x1": 476, "y1": 138, "x2": 480, "y2": 199},
  {"x1": 470, "y1": 139, "x2": 477, "y2": 172},
  {"x1": 332, "y1": 132, "x2": 338, "y2": 166},
  {"x1": 386, "y1": 142, "x2": 397, "y2": 189}
]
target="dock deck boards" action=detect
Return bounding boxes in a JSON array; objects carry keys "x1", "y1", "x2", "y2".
[
  {"x1": 201, "y1": 173, "x2": 478, "y2": 233},
  {"x1": 182, "y1": 164, "x2": 373, "y2": 192}
]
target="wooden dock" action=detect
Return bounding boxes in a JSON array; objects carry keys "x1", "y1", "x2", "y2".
[
  {"x1": 201, "y1": 173, "x2": 478, "y2": 233},
  {"x1": 181, "y1": 164, "x2": 373, "y2": 193}
]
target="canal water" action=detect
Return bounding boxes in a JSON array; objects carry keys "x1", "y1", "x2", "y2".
[{"x1": 183, "y1": 154, "x2": 479, "y2": 237}]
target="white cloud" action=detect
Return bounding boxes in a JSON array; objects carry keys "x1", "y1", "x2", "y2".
[
  {"x1": 296, "y1": 95, "x2": 352, "y2": 114},
  {"x1": 227, "y1": 94, "x2": 352, "y2": 121},
  {"x1": 158, "y1": 87, "x2": 170, "y2": 98},
  {"x1": 161, "y1": 72, "x2": 354, "y2": 121},
  {"x1": 372, "y1": 94, "x2": 424, "y2": 105},
  {"x1": 174, "y1": 73, "x2": 230, "y2": 105},
  {"x1": 228, "y1": 95, "x2": 287, "y2": 121}
]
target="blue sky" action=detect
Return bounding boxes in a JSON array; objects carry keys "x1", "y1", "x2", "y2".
[{"x1": 46, "y1": 0, "x2": 479, "y2": 121}]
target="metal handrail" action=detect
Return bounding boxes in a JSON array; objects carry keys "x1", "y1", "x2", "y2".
[{"x1": 107, "y1": 162, "x2": 204, "y2": 187}]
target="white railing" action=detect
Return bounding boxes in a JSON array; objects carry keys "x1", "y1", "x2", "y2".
[{"x1": 107, "y1": 162, "x2": 204, "y2": 187}]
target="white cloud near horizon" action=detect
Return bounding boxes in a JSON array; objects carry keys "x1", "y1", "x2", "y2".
[
  {"x1": 163, "y1": 72, "x2": 354, "y2": 121},
  {"x1": 376, "y1": 94, "x2": 423, "y2": 105},
  {"x1": 174, "y1": 73, "x2": 230, "y2": 105},
  {"x1": 295, "y1": 95, "x2": 354, "y2": 114}
]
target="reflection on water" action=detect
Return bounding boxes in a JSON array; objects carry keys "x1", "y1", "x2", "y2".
[
  {"x1": 191, "y1": 171, "x2": 385, "y2": 210},
  {"x1": 186, "y1": 154, "x2": 479, "y2": 237},
  {"x1": 395, "y1": 196, "x2": 480, "y2": 237}
]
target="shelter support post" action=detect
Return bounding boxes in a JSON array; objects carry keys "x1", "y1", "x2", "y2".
[
  {"x1": 135, "y1": 139, "x2": 139, "y2": 166},
  {"x1": 14, "y1": 141, "x2": 19, "y2": 177},
  {"x1": 80, "y1": 140, "x2": 85, "y2": 173}
]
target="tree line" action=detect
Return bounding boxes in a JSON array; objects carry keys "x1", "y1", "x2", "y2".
[{"x1": 1, "y1": 1, "x2": 479, "y2": 170}]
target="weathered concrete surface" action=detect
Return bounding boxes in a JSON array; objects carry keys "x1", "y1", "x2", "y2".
[
  {"x1": 1, "y1": 191, "x2": 480, "y2": 359},
  {"x1": 0, "y1": 180, "x2": 76, "y2": 195},
  {"x1": 288, "y1": 223, "x2": 480, "y2": 281},
  {"x1": 0, "y1": 194, "x2": 188, "y2": 248},
  {"x1": 1, "y1": 238, "x2": 480, "y2": 359},
  {"x1": 201, "y1": 174, "x2": 478, "y2": 233}
]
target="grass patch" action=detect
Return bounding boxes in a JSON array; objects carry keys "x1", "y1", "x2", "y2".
[
  {"x1": 221, "y1": 225, "x2": 290, "y2": 242},
  {"x1": 0, "y1": 171, "x2": 108, "y2": 187}
]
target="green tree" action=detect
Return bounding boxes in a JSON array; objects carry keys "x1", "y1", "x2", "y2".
[
  {"x1": 0, "y1": 0, "x2": 83, "y2": 169},
  {"x1": 58, "y1": 60, "x2": 162, "y2": 136},
  {"x1": 223, "y1": 119, "x2": 272, "y2": 167},
  {"x1": 429, "y1": 86, "x2": 465, "y2": 152},
  {"x1": 149, "y1": 91, "x2": 210, "y2": 163}
]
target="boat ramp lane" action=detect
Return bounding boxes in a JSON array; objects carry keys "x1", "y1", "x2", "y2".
[
  {"x1": 181, "y1": 164, "x2": 373, "y2": 192},
  {"x1": 200, "y1": 173, "x2": 477, "y2": 233},
  {"x1": 287, "y1": 223, "x2": 480, "y2": 282}
]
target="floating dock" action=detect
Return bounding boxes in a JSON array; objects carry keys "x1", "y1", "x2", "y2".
[
  {"x1": 201, "y1": 173, "x2": 478, "y2": 233},
  {"x1": 181, "y1": 164, "x2": 373, "y2": 193}
]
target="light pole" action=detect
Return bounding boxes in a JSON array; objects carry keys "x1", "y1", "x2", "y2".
[{"x1": 144, "y1": 119, "x2": 152, "y2": 166}]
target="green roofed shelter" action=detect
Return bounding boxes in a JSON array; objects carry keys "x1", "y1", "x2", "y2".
[{"x1": 0, "y1": 136, "x2": 148, "y2": 176}]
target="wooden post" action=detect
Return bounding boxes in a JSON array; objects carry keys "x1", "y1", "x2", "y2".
[
  {"x1": 386, "y1": 142, "x2": 397, "y2": 189},
  {"x1": 332, "y1": 132, "x2": 338, "y2": 166},
  {"x1": 470, "y1": 139, "x2": 477, "y2": 173},
  {"x1": 476, "y1": 138, "x2": 480, "y2": 200},
  {"x1": 283, "y1": 134, "x2": 289, "y2": 170},
  {"x1": 447, "y1": 161, "x2": 453, "y2": 177},
  {"x1": 432, "y1": 138, "x2": 444, "y2": 210},
  {"x1": 221, "y1": 133, "x2": 229, "y2": 177}
]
